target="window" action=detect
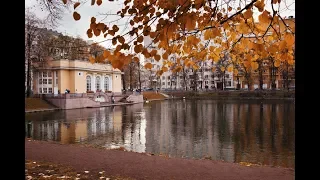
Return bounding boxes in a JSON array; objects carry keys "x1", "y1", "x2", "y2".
[
  {"x1": 162, "y1": 82, "x2": 165, "y2": 85},
  {"x1": 39, "y1": 79, "x2": 42, "y2": 84},
  {"x1": 205, "y1": 81, "x2": 208, "y2": 84},
  {"x1": 162, "y1": 76, "x2": 165, "y2": 80},
  {"x1": 48, "y1": 79, "x2": 52, "y2": 84},
  {"x1": 151, "y1": 59, "x2": 154, "y2": 63},
  {"x1": 56, "y1": 79, "x2": 58, "y2": 85},
  {"x1": 104, "y1": 77, "x2": 109, "y2": 91},
  {"x1": 55, "y1": 71, "x2": 58, "y2": 77},
  {"x1": 43, "y1": 88, "x2": 47, "y2": 93},
  {"x1": 43, "y1": 79, "x2": 47, "y2": 84},
  {"x1": 39, "y1": 88, "x2": 42, "y2": 93},
  {"x1": 211, "y1": 81, "x2": 215, "y2": 84},
  {"x1": 211, "y1": 75, "x2": 214, "y2": 78},
  {"x1": 225, "y1": 74, "x2": 230, "y2": 78},
  {"x1": 86, "y1": 76, "x2": 91, "y2": 91},
  {"x1": 180, "y1": 76, "x2": 183, "y2": 79},
  {"x1": 96, "y1": 76, "x2": 101, "y2": 90},
  {"x1": 48, "y1": 71, "x2": 52, "y2": 77},
  {"x1": 168, "y1": 76, "x2": 170, "y2": 80},
  {"x1": 43, "y1": 72, "x2": 47, "y2": 77},
  {"x1": 226, "y1": 81, "x2": 231, "y2": 86},
  {"x1": 168, "y1": 82, "x2": 171, "y2": 85},
  {"x1": 48, "y1": 88, "x2": 53, "y2": 93},
  {"x1": 205, "y1": 75, "x2": 208, "y2": 79}
]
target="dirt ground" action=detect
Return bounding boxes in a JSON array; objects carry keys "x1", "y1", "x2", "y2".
[{"x1": 25, "y1": 140, "x2": 294, "y2": 180}]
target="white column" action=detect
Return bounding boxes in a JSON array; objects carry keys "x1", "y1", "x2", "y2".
[
  {"x1": 92, "y1": 74, "x2": 96, "y2": 92},
  {"x1": 109, "y1": 75, "x2": 113, "y2": 91},
  {"x1": 101, "y1": 74, "x2": 104, "y2": 92}
]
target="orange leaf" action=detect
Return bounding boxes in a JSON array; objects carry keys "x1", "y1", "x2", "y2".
[
  {"x1": 73, "y1": 11, "x2": 81, "y2": 21},
  {"x1": 74, "y1": 2, "x2": 80, "y2": 9},
  {"x1": 97, "y1": 0, "x2": 102, "y2": 6},
  {"x1": 243, "y1": 9, "x2": 253, "y2": 19},
  {"x1": 144, "y1": 62, "x2": 153, "y2": 69}
]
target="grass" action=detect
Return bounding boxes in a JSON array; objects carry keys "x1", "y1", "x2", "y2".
[
  {"x1": 142, "y1": 92, "x2": 167, "y2": 100},
  {"x1": 25, "y1": 160, "x2": 135, "y2": 180},
  {"x1": 25, "y1": 98, "x2": 56, "y2": 111}
]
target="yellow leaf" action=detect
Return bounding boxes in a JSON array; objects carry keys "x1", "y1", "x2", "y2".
[
  {"x1": 73, "y1": 12, "x2": 81, "y2": 21},
  {"x1": 279, "y1": 40, "x2": 287, "y2": 50},
  {"x1": 133, "y1": 57, "x2": 139, "y2": 63},
  {"x1": 97, "y1": 0, "x2": 102, "y2": 6},
  {"x1": 89, "y1": 56, "x2": 95, "y2": 64},
  {"x1": 144, "y1": 63, "x2": 152, "y2": 69},
  {"x1": 234, "y1": 69, "x2": 239, "y2": 75},
  {"x1": 284, "y1": 33, "x2": 294, "y2": 47},
  {"x1": 251, "y1": 62, "x2": 258, "y2": 70},
  {"x1": 162, "y1": 53, "x2": 169, "y2": 60},
  {"x1": 258, "y1": 10, "x2": 271, "y2": 24},
  {"x1": 155, "y1": 54, "x2": 161, "y2": 61},
  {"x1": 137, "y1": 36, "x2": 144, "y2": 43},
  {"x1": 254, "y1": 0, "x2": 265, "y2": 12},
  {"x1": 74, "y1": 2, "x2": 80, "y2": 9},
  {"x1": 220, "y1": 67, "x2": 225, "y2": 72},
  {"x1": 243, "y1": 9, "x2": 253, "y2": 19},
  {"x1": 103, "y1": 50, "x2": 110, "y2": 58},
  {"x1": 227, "y1": 66, "x2": 233, "y2": 72},
  {"x1": 162, "y1": 66, "x2": 168, "y2": 72}
]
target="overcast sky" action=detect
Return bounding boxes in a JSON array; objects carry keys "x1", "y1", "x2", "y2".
[{"x1": 25, "y1": 0, "x2": 295, "y2": 48}]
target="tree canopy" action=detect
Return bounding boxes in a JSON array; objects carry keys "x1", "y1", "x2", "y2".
[{"x1": 62, "y1": 0, "x2": 295, "y2": 76}]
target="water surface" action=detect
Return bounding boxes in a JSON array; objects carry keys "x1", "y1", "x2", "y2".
[{"x1": 25, "y1": 99, "x2": 295, "y2": 168}]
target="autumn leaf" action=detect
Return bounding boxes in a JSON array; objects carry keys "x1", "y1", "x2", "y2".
[
  {"x1": 74, "y1": 2, "x2": 80, "y2": 9},
  {"x1": 254, "y1": 0, "x2": 265, "y2": 12},
  {"x1": 144, "y1": 63, "x2": 152, "y2": 69},
  {"x1": 103, "y1": 50, "x2": 110, "y2": 58},
  {"x1": 227, "y1": 66, "x2": 233, "y2": 72},
  {"x1": 97, "y1": 0, "x2": 102, "y2": 6},
  {"x1": 89, "y1": 56, "x2": 95, "y2": 64},
  {"x1": 243, "y1": 9, "x2": 253, "y2": 19},
  {"x1": 91, "y1": 0, "x2": 95, "y2": 6},
  {"x1": 62, "y1": 0, "x2": 67, "y2": 4},
  {"x1": 133, "y1": 57, "x2": 139, "y2": 62},
  {"x1": 284, "y1": 33, "x2": 294, "y2": 47},
  {"x1": 73, "y1": 12, "x2": 81, "y2": 21},
  {"x1": 155, "y1": 54, "x2": 161, "y2": 61},
  {"x1": 258, "y1": 10, "x2": 271, "y2": 24}
]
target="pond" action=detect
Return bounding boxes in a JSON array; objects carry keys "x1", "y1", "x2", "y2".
[{"x1": 25, "y1": 99, "x2": 295, "y2": 168}]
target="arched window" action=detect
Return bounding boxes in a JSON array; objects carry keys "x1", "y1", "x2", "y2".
[
  {"x1": 96, "y1": 76, "x2": 101, "y2": 90},
  {"x1": 104, "y1": 77, "x2": 109, "y2": 91},
  {"x1": 86, "y1": 76, "x2": 91, "y2": 92}
]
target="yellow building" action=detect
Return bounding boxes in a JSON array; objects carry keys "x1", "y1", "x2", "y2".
[{"x1": 33, "y1": 59, "x2": 123, "y2": 94}]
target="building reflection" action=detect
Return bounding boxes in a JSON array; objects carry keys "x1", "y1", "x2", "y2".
[{"x1": 25, "y1": 100, "x2": 294, "y2": 168}]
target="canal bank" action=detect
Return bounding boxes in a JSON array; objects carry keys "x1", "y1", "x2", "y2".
[{"x1": 25, "y1": 140, "x2": 294, "y2": 180}]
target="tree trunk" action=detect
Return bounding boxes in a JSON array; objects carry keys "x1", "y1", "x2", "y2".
[
  {"x1": 121, "y1": 71, "x2": 126, "y2": 92},
  {"x1": 222, "y1": 71, "x2": 225, "y2": 91},
  {"x1": 258, "y1": 61, "x2": 263, "y2": 90},
  {"x1": 138, "y1": 62, "x2": 141, "y2": 90},
  {"x1": 129, "y1": 63, "x2": 132, "y2": 90},
  {"x1": 26, "y1": 33, "x2": 32, "y2": 97}
]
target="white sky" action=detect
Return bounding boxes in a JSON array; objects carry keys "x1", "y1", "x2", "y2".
[{"x1": 25, "y1": 0, "x2": 295, "y2": 48}]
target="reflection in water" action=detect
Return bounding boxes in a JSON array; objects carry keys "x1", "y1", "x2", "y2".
[{"x1": 25, "y1": 100, "x2": 295, "y2": 168}]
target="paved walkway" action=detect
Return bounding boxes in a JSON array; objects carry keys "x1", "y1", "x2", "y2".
[{"x1": 25, "y1": 140, "x2": 294, "y2": 180}]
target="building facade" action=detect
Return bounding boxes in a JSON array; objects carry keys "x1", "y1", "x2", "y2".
[
  {"x1": 33, "y1": 59, "x2": 122, "y2": 94},
  {"x1": 143, "y1": 36, "x2": 234, "y2": 90}
]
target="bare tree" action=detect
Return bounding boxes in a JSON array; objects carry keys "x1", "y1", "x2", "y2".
[{"x1": 25, "y1": 9, "x2": 46, "y2": 97}]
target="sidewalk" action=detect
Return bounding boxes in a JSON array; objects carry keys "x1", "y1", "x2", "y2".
[{"x1": 25, "y1": 140, "x2": 294, "y2": 180}]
